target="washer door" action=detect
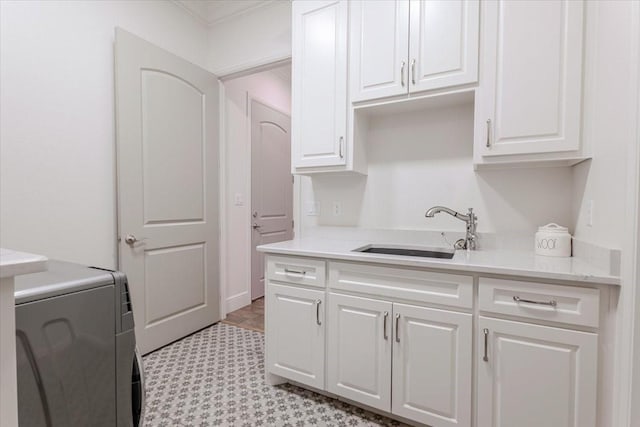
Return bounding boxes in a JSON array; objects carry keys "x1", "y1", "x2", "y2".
[{"x1": 132, "y1": 349, "x2": 145, "y2": 427}]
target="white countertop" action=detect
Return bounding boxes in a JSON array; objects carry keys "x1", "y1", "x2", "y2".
[
  {"x1": 0, "y1": 248, "x2": 48, "y2": 279},
  {"x1": 257, "y1": 238, "x2": 621, "y2": 285}
]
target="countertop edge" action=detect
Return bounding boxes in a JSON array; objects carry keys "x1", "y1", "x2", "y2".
[
  {"x1": 257, "y1": 246, "x2": 621, "y2": 286},
  {"x1": 0, "y1": 249, "x2": 49, "y2": 279}
]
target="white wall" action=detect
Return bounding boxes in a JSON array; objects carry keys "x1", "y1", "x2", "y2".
[
  {"x1": 301, "y1": 102, "x2": 574, "y2": 237},
  {"x1": 571, "y1": 1, "x2": 635, "y2": 250},
  {"x1": 0, "y1": 1, "x2": 209, "y2": 268},
  {"x1": 207, "y1": 1, "x2": 291, "y2": 76},
  {"x1": 223, "y1": 66, "x2": 291, "y2": 312}
]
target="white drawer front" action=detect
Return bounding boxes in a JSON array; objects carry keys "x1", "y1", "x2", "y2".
[
  {"x1": 267, "y1": 255, "x2": 326, "y2": 288},
  {"x1": 329, "y1": 262, "x2": 473, "y2": 309},
  {"x1": 479, "y1": 278, "x2": 600, "y2": 328}
]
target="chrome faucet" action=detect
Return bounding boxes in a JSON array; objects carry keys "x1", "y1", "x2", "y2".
[{"x1": 425, "y1": 206, "x2": 478, "y2": 250}]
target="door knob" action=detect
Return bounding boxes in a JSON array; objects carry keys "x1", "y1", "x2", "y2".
[
  {"x1": 252, "y1": 223, "x2": 261, "y2": 230},
  {"x1": 124, "y1": 234, "x2": 137, "y2": 245}
]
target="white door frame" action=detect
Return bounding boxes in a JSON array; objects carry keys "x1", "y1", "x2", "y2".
[
  {"x1": 621, "y1": 3, "x2": 640, "y2": 425},
  {"x1": 218, "y1": 59, "x2": 294, "y2": 316}
]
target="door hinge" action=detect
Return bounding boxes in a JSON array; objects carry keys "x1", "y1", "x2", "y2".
[{"x1": 292, "y1": 220, "x2": 294, "y2": 228}]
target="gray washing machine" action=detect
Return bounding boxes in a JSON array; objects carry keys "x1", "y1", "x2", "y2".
[{"x1": 14, "y1": 260, "x2": 144, "y2": 427}]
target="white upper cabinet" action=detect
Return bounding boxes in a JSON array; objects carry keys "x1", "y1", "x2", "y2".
[
  {"x1": 475, "y1": 0, "x2": 585, "y2": 161},
  {"x1": 350, "y1": 0, "x2": 479, "y2": 103},
  {"x1": 292, "y1": 0, "x2": 348, "y2": 171},
  {"x1": 409, "y1": 0, "x2": 479, "y2": 93},
  {"x1": 349, "y1": 1, "x2": 410, "y2": 102}
]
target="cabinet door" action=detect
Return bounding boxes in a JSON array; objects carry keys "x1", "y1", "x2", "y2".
[
  {"x1": 349, "y1": 0, "x2": 410, "y2": 103},
  {"x1": 408, "y1": 0, "x2": 479, "y2": 93},
  {"x1": 477, "y1": 317, "x2": 597, "y2": 427},
  {"x1": 392, "y1": 303, "x2": 472, "y2": 427},
  {"x1": 292, "y1": 0, "x2": 347, "y2": 169},
  {"x1": 475, "y1": 0, "x2": 584, "y2": 157},
  {"x1": 327, "y1": 293, "x2": 392, "y2": 412},
  {"x1": 266, "y1": 283, "x2": 325, "y2": 389}
]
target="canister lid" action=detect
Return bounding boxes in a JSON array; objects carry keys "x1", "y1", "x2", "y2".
[{"x1": 538, "y1": 223, "x2": 569, "y2": 233}]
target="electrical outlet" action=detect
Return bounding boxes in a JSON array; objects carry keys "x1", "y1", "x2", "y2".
[
  {"x1": 586, "y1": 200, "x2": 594, "y2": 227},
  {"x1": 332, "y1": 201, "x2": 342, "y2": 216},
  {"x1": 305, "y1": 201, "x2": 320, "y2": 216}
]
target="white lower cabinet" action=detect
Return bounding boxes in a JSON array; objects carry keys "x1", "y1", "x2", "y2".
[
  {"x1": 392, "y1": 303, "x2": 472, "y2": 427},
  {"x1": 266, "y1": 283, "x2": 325, "y2": 389},
  {"x1": 328, "y1": 293, "x2": 392, "y2": 411},
  {"x1": 477, "y1": 316, "x2": 598, "y2": 427},
  {"x1": 327, "y1": 293, "x2": 472, "y2": 426}
]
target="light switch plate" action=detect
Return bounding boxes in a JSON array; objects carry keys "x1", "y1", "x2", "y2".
[
  {"x1": 305, "y1": 201, "x2": 320, "y2": 216},
  {"x1": 234, "y1": 193, "x2": 244, "y2": 206}
]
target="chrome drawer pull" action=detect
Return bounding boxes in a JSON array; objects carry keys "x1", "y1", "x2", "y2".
[
  {"x1": 315, "y1": 300, "x2": 322, "y2": 325},
  {"x1": 284, "y1": 268, "x2": 306, "y2": 276},
  {"x1": 513, "y1": 296, "x2": 557, "y2": 307},
  {"x1": 395, "y1": 314, "x2": 400, "y2": 343},
  {"x1": 383, "y1": 311, "x2": 389, "y2": 340},
  {"x1": 483, "y1": 328, "x2": 489, "y2": 362},
  {"x1": 401, "y1": 61, "x2": 406, "y2": 87}
]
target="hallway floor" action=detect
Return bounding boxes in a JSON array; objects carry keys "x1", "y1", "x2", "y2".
[{"x1": 222, "y1": 297, "x2": 264, "y2": 332}]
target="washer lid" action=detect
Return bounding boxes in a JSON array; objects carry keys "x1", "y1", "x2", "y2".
[{"x1": 14, "y1": 260, "x2": 115, "y2": 304}]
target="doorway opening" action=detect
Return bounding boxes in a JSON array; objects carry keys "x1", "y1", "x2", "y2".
[{"x1": 221, "y1": 62, "x2": 293, "y2": 324}]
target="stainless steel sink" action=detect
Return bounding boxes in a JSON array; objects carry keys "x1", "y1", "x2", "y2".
[{"x1": 353, "y1": 244, "x2": 455, "y2": 259}]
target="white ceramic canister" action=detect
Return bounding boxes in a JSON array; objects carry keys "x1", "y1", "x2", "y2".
[{"x1": 535, "y1": 223, "x2": 572, "y2": 257}]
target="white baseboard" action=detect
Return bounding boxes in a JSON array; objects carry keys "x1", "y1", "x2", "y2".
[{"x1": 226, "y1": 291, "x2": 251, "y2": 314}]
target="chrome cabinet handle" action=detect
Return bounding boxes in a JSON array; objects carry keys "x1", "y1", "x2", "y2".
[
  {"x1": 483, "y1": 328, "x2": 489, "y2": 362},
  {"x1": 383, "y1": 311, "x2": 389, "y2": 340},
  {"x1": 395, "y1": 313, "x2": 400, "y2": 343},
  {"x1": 401, "y1": 61, "x2": 406, "y2": 87},
  {"x1": 513, "y1": 296, "x2": 557, "y2": 307},
  {"x1": 284, "y1": 268, "x2": 306, "y2": 276},
  {"x1": 339, "y1": 136, "x2": 344, "y2": 158},
  {"x1": 411, "y1": 58, "x2": 416, "y2": 85},
  {"x1": 486, "y1": 119, "x2": 492, "y2": 148},
  {"x1": 315, "y1": 300, "x2": 322, "y2": 325}
]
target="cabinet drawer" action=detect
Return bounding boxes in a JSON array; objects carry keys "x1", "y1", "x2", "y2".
[
  {"x1": 329, "y1": 262, "x2": 473, "y2": 309},
  {"x1": 479, "y1": 278, "x2": 600, "y2": 328},
  {"x1": 267, "y1": 255, "x2": 326, "y2": 288}
]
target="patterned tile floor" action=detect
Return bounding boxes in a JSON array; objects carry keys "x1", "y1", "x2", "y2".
[{"x1": 143, "y1": 323, "x2": 404, "y2": 427}]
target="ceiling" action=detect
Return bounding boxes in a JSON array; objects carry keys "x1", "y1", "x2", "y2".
[{"x1": 174, "y1": 0, "x2": 276, "y2": 26}]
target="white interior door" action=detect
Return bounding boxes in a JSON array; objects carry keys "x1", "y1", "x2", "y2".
[
  {"x1": 115, "y1": 28, "x2": 220, "y2": 355},
  {"x1": 251, "y1": 100, "x2": 292, "y2": 300}
]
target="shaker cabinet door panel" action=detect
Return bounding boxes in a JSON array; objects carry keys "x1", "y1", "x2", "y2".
[
  {"x1": 476, "y1": 0, "x2": 584, "y2": 157},
  {"x1": 409, "y1": 0, "x2": 479, "y2": 93},
  {"x1": 349, "y1": 0, "x2": 410, "y2": 102},
  {"x1": 266, "y1": 283, "x2": 325, "y2": 389},
  {"x1": 292, "y1": 0, "x2": 348, "y2": 169},
  {"x1": 327, "y1": 293, "x2": 392, "y2": 412},
  {"x1": 477, "y1": 317, "x2": 597, "y2": 427},
  {"x1": 392, "y1": 303, "x2": 472, "y2": 427}
]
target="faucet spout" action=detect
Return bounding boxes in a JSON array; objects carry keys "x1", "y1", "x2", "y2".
[{"x1": 425, "y1": 206, "x2": 478, "y2": 250}]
